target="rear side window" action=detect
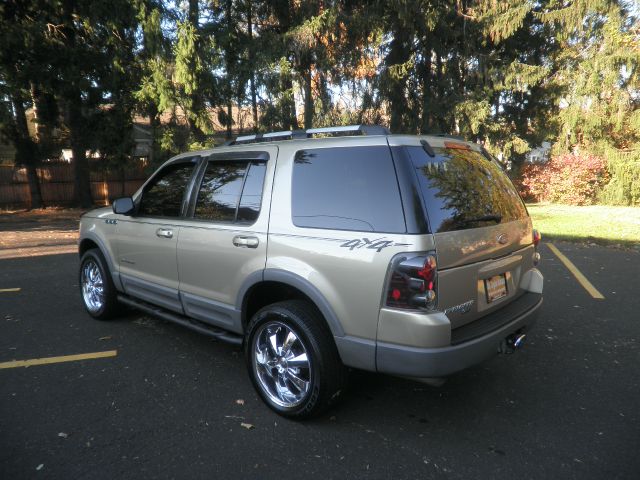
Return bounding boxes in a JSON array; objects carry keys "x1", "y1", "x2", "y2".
[
  {"x1": 405, "y1": 146, "x2": 528, "y2": 233},
  {"x1": 292, "y1": 146, "x2": 405, "y2": 233},
  {"x1": 237, "y1": 162, "x2": 267, "y2": 222},
  {"x1": 194, "y1": 160, "x2": 266, "y2": 223},
  {"x1": 138, "y1": 161, "x2": 197, "y2": 217}
]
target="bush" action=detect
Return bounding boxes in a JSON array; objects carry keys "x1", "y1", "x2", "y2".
[{"x1": 517, "y1": 153, "x2": 610, "y2": 205}]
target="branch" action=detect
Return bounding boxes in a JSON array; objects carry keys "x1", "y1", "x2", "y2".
[
  {"x1": 46, "y1": 23, "x2": 66, "y2": 38},
  {"x1": 456, "y1": 1, "x2": 476, "y2": 20}
]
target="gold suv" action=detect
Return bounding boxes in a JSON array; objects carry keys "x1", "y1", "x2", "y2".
[{"x1": 78, "y1": 125, "x2": 543, "y2": 418}]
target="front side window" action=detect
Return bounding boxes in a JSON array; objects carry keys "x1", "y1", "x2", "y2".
[
  {"x1": 138, "y1": 161, "x2": 197, "y2": 217},
  {"x1": 194, "y1": 160, "x2": 267, "y2": 223},
  {"x1": 291, "y1": 146, "x2": 406, "y2": 233}
]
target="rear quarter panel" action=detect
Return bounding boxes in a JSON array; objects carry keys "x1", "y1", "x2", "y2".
[{"x1": 267, "y1": 138, "x2": 435, "y2": 341}]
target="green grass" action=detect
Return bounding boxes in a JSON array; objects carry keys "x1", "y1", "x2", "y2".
[{"x1": 526, "y1": 203, "x2": 640, "y2": 248}]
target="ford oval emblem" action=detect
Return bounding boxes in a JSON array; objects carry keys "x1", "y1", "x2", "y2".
[{"x1": 497, "y1": 233, "x2": 509, "y2": 245}]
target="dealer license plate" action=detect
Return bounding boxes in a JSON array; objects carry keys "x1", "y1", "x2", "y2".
[{"x1": 485, "y1": 274, "x2": 507, "y2": 303}]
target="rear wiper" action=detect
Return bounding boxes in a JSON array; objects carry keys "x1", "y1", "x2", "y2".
[{"x1": 458, "y1": 214, "x2": 502, "y2": 225}]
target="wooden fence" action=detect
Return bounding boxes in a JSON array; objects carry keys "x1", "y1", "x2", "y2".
[{"x1": 0, "y1": 162, "x2": 148, "y2": 209}]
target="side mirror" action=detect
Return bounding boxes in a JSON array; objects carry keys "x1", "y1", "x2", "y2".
[{"x1": 112, "y1": 197, "x2": 135, "y2": 215}]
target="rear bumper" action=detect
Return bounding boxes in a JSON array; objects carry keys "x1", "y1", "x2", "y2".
[{"x1": 376, "y1": 293, "x2": 542, "y2": 378}]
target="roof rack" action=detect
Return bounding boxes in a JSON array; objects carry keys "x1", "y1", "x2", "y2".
[{"x1": 224, "y1": 124, "x2": 390, "y2": 146}]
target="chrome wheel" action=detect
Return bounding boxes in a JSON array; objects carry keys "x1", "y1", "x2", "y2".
[
  {"x1": 81, "y1": 260, "x2": 104, "y2": 313},
  {"x1": 252, "y1": 321, "x2": 311, "y2": 408}
]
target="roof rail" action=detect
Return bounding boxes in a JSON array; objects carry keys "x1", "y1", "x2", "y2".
[
  {"x1": 430, "y1": 133, "x2": 467, "y2": 141},
  {"x1": 225, "y1": 124, "x2": 390, "y2": 145}
]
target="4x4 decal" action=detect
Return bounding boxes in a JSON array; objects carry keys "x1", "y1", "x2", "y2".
[{"x1": 340, "y1": 237, "x2": 410, "y2": 253}]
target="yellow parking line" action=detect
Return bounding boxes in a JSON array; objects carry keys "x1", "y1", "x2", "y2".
[
  {"x1": 0, "y1": 288, "x2": 21, "y2": 293},
  {"x1": 0, "y1": 350, "x2": 117, "y2": 370},
  {"x1": 547, "y1": 243, "x2": 605, "y2": 300}
]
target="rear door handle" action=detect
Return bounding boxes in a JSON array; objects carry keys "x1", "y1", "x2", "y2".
[
  {"x1": 233, "y1": 235, "x2": 259, "y2": 248},
  {"x1": 156, "y1": 228, "x2": 173, "y2": 239}
]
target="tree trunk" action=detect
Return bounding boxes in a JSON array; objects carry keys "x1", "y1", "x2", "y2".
[
  {"x1": 303, "y1": 65, "x2": 313, "y2": 129},
  {"x1": 283, "y1": 76, "x2": 299, "y2": 130},
  {"x1": 11, "y1": 94, "x2": 44, "y2": 209},
  {"x1": 121, "y1": 162, "x2": 126, "y2": 198},
  {"x1": 386, "y1": 25, "x2": 411, "y2": 133},
  {"x1": 25, "y1": 165, "x2": 42, "y2": 210},
  {"x1": 247, "y1": 2, "x2": 259, "y2": 132},
  {"x1": 225, "y1": 0, "x2": 234, "y2": 139},
  {"x1": 72, "y1": 143, "x2": 92, "y2": 208},
  {"x1": 420, "y1": 44, "x2": 433, "y2": 133},
  {"x1": 187, "y1": 0, "x2": 206, "y2": 142},
  {"x1": 149, "y1": 104, "x2": 159, "y2": 166},
  {"x1": 188, "y1": 0, "x2": 198, "y2": 25},
  {"x1": 30, "y1": 83, "x2": 44, "y2": 142},
  {"x1": 66, "y1": 96, "x2": 93, "y2": 208},
  {"x1": 435, "y1": 53, "x2": 445, "y2": 132},
  {"x1": 226, "y1": 101, "x2": 233, "y2": 139},
  {"x1": 319, "y1": 72, "x2": 331, "y2": 117}
]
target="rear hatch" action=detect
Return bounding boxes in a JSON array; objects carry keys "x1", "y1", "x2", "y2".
[{"x1": 394, "y1": 138, "x2": 534, "y2": 330}]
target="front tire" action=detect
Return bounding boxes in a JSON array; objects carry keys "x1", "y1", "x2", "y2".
[
  {"x1": 245, "y1": 300, "x2": 347, "y2": 419},
  {"x1": 79, "y1": 249, "x2": 120, "y2": 320}
]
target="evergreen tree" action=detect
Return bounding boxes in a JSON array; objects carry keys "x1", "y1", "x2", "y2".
[
  {"x1": 2, "y1": 0, "x2": 638, "y2": 207},
  {"x1": 19, "y1": 0, "x2": 140, "y2": 207},
  {"x1": 537, "y1": 0, "x2": 639, "y2": 153},
  {"x1": 134, "y1": 0, "x2": 175, "y2": 165},
  {"x1": 0, "y1": 0, "x2": 59, "y2": 208}
]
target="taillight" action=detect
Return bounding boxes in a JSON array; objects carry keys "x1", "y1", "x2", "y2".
[
  {"x1": 533, "y1": 229, "x2": 542, "y2": 247},
  {"x1": 385, "y1": 253, "x2": 438, "y2": 310}
]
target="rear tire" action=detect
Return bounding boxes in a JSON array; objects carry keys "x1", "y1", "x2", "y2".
[
  {"x1": 79, "y1": 249, "x2": 120, "y2": 320},
  {"x1": 245, "y1": 300, "x2": 348, "y2": 419}
]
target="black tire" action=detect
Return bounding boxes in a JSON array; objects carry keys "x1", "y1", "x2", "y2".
[
  {"x1": 79, "y1": 248, "x2": 120, "y2": 320},
  {"x1": 245, "y1": 300, "x2": 348, "y2": 419}
]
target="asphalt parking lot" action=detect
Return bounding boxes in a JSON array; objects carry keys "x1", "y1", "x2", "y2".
[{"x1": 1, "y1": 242, "x2": 638, "y2": 479}]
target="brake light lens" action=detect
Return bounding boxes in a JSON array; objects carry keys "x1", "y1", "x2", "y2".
[
  {"x1": 533, "y1": 229, "x2": 541, "y2": 247},
  {"x1": 386, "y1": 253, "x2": 438, "y2": 310}
]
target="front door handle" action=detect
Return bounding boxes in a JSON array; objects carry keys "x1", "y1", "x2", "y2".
[
  {"x1": 233, "y1": 235, "x2": 259, "y2": 248},
  {"x1": 156, "y1": 228, "x2": 173, "y2": 239}
]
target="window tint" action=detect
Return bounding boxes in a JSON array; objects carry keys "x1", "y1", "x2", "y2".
[
  {"x1": 406, "y1": 146, "x2": 528, "y2": 233},
  {"x1": 195, "y1": 161, "x2": 247, "y2": 222},
  {"x1": 292, "y1": 146, "x2": 406, "y2": 233},
  {"x1": 237, "y1": 162, "x2": 267, "y2": 223},
  {"x1": 138, "y1": 161, "x2": 196, "y2": 217},
  {"x1": 195, "y1": 160, "x2": 266, "y2": 223}
]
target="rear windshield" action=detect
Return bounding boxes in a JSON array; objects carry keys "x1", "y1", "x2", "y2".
[{"x1": 405, "y1": 146, "x2": 528, "y2": 233}]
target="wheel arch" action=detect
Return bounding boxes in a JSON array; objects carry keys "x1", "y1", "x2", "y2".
[
  {"x1": 79, "y1": 234, "x2": 123, "y2": 292},
  {"x1": 79, "y1": 238, "x2": 100, "y2": 257},
  {"x1": 238, "y1": 269, "x2": 345, "y2": 338}
]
